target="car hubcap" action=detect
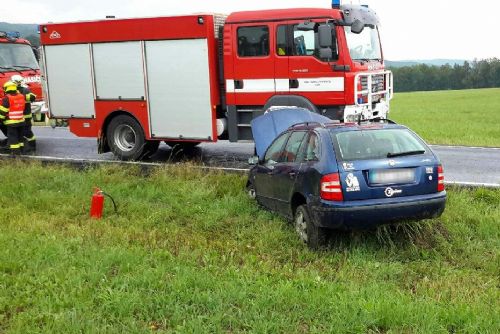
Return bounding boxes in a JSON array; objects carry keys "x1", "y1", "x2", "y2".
[
  {"x1": 114, "y1": 124, "x2": 137, "y2": 152},
  {"x1": 295, "y1": 211, "x2": 308, "y2": 243}
]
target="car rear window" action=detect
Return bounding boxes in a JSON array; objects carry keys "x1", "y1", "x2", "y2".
[{"x1": 332, "y1": 128, "x2": 429, "y2": 161}]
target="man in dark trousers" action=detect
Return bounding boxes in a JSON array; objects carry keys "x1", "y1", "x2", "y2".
[
  {"x1": 0, "y1": 81, "x2": 25, "y2": 155},
  {"x1": 11, "y1": 75, "x2": 36, "y2": 151}
]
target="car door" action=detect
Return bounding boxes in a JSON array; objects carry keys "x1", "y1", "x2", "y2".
[
  {"x1": 272, "y1": 131, "x2": 308, "y2": 216},
  {"x1": 295, "y1": 131, "x2": 324, "y2": 203},
  {"x1": 253, "y1": 131, "x2": 290, "y2": 210}
]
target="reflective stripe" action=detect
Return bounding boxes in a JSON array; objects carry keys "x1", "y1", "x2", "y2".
[
  {"x1": 10, "y1": 143, "x2": 22, "y2": 149},
  {"x1": 4, "y1": 119, "x2": 25, "y2": 125},
  {"x1": 25, "y1": 136, "x2": 36, "y2": 142},
  {"x1": 0, "y1": 106, "x2": 8, "y2": 113},
  {"x1": 24, "y1": 114, "x2": 33, "y2": 119},
  {"x1": 8, "y1": 111, "x2": 24, "y2": 120}
]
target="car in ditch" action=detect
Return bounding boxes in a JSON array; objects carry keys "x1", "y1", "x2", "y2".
[{"x1": 247, "y1": 108, "x2": 446, "y2": 249}]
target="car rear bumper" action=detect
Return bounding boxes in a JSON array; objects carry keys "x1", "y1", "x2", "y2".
[{"x1": 310, "y1": 192, "x2": 446, "y2": 230}]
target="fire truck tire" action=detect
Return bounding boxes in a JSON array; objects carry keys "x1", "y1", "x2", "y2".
[{"x1": 107, "y1": 115, "x2": 148, "y2": 161}]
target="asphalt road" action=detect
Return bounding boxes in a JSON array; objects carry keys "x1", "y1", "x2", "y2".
[{"x1": 4, "y1": 126, "x2": 499, "y2": 187}]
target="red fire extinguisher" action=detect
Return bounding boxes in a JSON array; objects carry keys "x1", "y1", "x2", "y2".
[{"x1": 90, "y1": 188, "x2": 117, "y2": 219}]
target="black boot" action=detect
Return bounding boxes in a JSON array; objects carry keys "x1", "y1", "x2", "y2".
[{"x1": 22, "y1": 141, "x2": 36, "y2": 154}]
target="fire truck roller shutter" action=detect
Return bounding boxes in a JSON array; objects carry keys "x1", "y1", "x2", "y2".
[
  {"x1": 92, "y1": 42, "x2": 145, "y2": 100},
  {"x1": 44, "y1": 44, "x2": 95, "y2": 118},
  {"x1": 145, "y1": 39, "x2": 213, "y2": 140}
]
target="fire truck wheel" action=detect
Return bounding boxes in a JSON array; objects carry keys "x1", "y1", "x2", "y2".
[{"x1": 107, "y1": 115, "x2": 147, "y2": 161}]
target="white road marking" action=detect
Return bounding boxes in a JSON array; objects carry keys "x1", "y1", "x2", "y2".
[
  {"x1": 0, "y1": 154, "x2": 250, "y2": 173},
  {"x1": 430, "y1": 144, "x2": 500, "y2": 150},
  {"x1": 445, "y1": 181, "x2": 500, "y2": 188}
]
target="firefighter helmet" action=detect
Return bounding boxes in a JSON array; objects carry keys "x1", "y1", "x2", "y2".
[
  {"x1": 11, "y1": 74, "x2": 24, "y2": 85},
  {"x1": 3, "y1": 81, "x2": 18, "y2": 93}
]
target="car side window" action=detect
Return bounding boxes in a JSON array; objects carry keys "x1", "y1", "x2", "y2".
[
  {"x1": 304, "y1": 132, "x2": 320, "y2": 161},
  {"x1": 264, "y1": 132, "x2": 289, "y2": 165},
  {"x1": 281, "y1": 131, "x2": 307, "y2": 163}
]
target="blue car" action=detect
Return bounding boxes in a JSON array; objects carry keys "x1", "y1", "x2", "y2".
[{"x1": 248, "y1": 109, "x2": 446, "y2": 249}]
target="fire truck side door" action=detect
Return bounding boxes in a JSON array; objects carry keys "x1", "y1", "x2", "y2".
[
  {"x1": 231, "y1": 24, "x2": 275, "y2": 106},
  {"x1": 286, "y1": 21, "x2": 346, "y2": 108}
]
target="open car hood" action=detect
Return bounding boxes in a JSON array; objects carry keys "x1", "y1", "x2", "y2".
[{"x1": 251, "y1": 107, "x2": 331, "y2": 159}]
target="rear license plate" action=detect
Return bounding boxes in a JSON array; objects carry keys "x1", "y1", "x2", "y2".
[{"x1": 369, "y1": 168, "x2": 416, "y2": 185}]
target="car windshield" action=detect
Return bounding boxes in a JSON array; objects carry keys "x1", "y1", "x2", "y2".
[
  {"x1": 0, "y1": 43, "x2": 39, "y2": 71},
  {"x1": 332, "y1": 128, "x2": 429, "y2": 161},
  {"x1": 344, "y1": 26, "x2": 381, "y2": 61}
]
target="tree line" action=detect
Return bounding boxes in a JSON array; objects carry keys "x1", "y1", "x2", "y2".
[{"x1": 389, "y1": 58, "x2": 500, "y2": 92}]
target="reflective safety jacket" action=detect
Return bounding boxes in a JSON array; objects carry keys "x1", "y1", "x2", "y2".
[
  {"x1": 17, "y1": 85, "x2": 36, "y2": 117},
  {"x1": 0, "y1": 93, "x2": 26, "y2": 125}
]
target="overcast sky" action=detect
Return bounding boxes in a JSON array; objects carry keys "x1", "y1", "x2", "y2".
[{"x1": 5, "y1": 0, "x2": 500, "y2": 60}]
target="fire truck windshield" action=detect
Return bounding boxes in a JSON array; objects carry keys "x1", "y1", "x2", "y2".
[
  {"x1": 0, "y1": 43, "x2": 39, "y2": 72},
  {"x1": 344, "y1": 26, "x2": 382, "y2": 61}
]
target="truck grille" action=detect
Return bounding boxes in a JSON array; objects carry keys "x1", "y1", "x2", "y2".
[{"x1": 360, "y1": 74, "x2": 385, "y2": 94}]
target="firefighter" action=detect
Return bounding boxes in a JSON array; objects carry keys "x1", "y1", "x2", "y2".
[
  {"x1": 0, "y1": 81, "x2": 26, "y2": 155},
  {"x1": 11, "y1": 75, "x2": 36, "y2": 151}
]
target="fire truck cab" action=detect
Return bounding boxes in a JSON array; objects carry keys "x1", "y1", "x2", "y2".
[
  {"x1": 224, "y1": 5, "x2": 392, "y2": 141},
  {"x1": 40, "y1": 3, "x2": 392, "y2": 160},
  {"x1": 0, "y1": 31, "x2": 45, "y2": 115}
]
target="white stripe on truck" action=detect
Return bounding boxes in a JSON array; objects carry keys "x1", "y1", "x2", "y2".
[{"x1": 226, "y1": 77, "x2": 344, "y2": 93}]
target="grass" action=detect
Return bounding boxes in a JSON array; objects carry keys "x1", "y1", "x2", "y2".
[
  {"x1": 390, "y1": 88, "x2": 500, "y2": 147},
  {"x1": 0, "y1": 161, "x2": 499, "y2": 333}
]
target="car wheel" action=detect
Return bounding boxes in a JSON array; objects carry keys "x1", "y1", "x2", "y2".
[
  {"x1": 295, "y1": 205, "x2": 327, "y2": 249},
  {"x1": 107, "y1": 115, "x2": 147, "y2": 161}
]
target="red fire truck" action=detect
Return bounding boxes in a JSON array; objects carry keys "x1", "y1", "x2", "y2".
[
  {"x1": 0, "y1": 31, "x2": 45, "y2": 116},
  {"x1": 40, "y1": 3, "x2": 393, "y2": 160}
]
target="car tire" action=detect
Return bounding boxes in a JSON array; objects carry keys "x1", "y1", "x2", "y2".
[
  {"x1": 107, "y1": 115, "x2": 148, "y2": 161},
  {"x1": 295, "y1": 205, "x2": 327, "y2": 250}
]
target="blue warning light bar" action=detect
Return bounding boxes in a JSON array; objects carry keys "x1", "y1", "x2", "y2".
[{"x1": 332, "y1": 0, "x2": 341, "y2": 9}]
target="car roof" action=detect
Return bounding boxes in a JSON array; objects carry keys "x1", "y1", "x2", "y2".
[{"x1": 290, "y1": 121, "x2": 407, "y2": 133}]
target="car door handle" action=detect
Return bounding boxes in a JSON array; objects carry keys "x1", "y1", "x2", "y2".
[
  {"x1": 288, "y1": 172, "x2": 297, "y2": 178},
  {"x1": 289, "y1": 79, "x2": 299, "y2": 89}
]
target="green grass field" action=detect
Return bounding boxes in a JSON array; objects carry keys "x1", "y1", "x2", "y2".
[
  {"x1": 1, "y1": 162, "x2": 499, "y2": 333},
  {"x1": 390, "y1": 88, "x2": 500, "y2": 147}
]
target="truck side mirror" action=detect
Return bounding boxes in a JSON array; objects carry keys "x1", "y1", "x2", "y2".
[
  {"x1": 351, "y1": 19, "x2": 365, "y2": 34},
  {"x1": 318, "y1": 25, "x2": 333, "y2": 48},
  {"x1": 319, "y1": 48, "x2": 333, "y2": 60}
]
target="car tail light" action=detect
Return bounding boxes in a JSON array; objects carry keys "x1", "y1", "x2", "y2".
[
  {"x1": 437, "y1": 165, "x2": 445, "y2": 192},
  {"x1": 320, "y1": 173, "x2": 343, "y2": 201}
]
